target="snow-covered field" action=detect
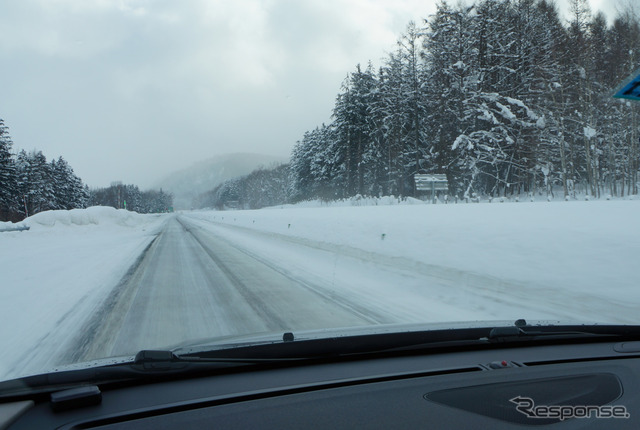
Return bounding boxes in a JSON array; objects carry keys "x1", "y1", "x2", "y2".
[
  {"x1": 187, "y1": 198, "x2": 640, "y2": 322},
  {"x1": 0, "y1": 207, "x2": 165, "y2": 381},
  {"x1": 1, "y1": 199, "x2": 639, "y2": 383}
]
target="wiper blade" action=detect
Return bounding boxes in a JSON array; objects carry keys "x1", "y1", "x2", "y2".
[
  {"x1": 486, "y1": 319, "x2": 640, "y2": 342},
  {"x1": 135, "y1": 349, "x2": 303, "y2": 367},
  {"x1": 176, "y1": 321, "x2": 640, "y2": 361},
  {"x1": 0, "y1": 351, "x2": 291, "y2": 400},
  {"x1": 488, "y1": 326, "x2": 614, "y2": 341}
]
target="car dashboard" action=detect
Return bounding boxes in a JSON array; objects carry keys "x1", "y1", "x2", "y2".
[{"x1": 3, "y1": 339, "x2": 640, "y2": 429}]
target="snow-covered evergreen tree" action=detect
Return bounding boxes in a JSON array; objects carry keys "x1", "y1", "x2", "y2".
[
  {"x1": 0, "y1": 119, "x2": 18, "y2": 219},
  {"x1": 254, "y1": 1, "x2": 640, "y2": 203}
]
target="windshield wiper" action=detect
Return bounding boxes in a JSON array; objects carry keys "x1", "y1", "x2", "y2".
[
  {"x1": 486, "y1": 319, "x2": 640, "y2": 343},
  {"x1": 134, "y1": 349, "x2": 304, "y2": 368},
  {"x1": 175, "y1": 320, "x2": 640, "y2": 362},
  {"x1": 0, "y1": 352, "x2": 291, "y2": 400},
  {"x1": 3, "y1": 321, "x2": 640, "y2": 400},
  {"x1": 488, "y1": 327, "x2": 613, "y2": 341}
]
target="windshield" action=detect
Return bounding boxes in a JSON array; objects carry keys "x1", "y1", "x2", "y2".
[{"x1": 0, "y1": 0, "x2": 638, "y2": 385}]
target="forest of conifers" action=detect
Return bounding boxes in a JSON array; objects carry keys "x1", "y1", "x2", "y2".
[
  {"x1": 0, "y1": 119, "x2": 173, "y2": 221},
  {"x1": 197, "y1": 0, "x2": 640, "y2": 210}
]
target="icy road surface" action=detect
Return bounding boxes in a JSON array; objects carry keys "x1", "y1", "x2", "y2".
[{"x1": 67, "y1": 216, "x2": 377, "y2": 363}]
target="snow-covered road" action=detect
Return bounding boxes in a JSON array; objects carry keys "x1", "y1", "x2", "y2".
[{"x1": 66, "y1": 216, "x2": 375, "y2": 363}]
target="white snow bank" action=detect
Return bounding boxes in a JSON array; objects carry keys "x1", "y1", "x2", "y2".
[
  {"x1": 0, "y1": 206, "x2": 153, "y2": 231},
  {"x1": 25, "y1": 206, "x2": 153, "y2": 229},
  {"x1": 268, "y1": 195, "x2": 425, "y2": 209}
]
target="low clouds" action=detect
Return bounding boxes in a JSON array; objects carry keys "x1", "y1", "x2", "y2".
[{"x1": 0, "y1": 0, "x2": 606, "y2": 188}]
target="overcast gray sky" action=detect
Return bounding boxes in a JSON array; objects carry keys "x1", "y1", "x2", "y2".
[{"x1": 0, "y1": 0, "x2": 621, "y2": 188}]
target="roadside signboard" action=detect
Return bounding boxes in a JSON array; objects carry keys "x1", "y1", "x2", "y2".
[
  {"x1": 415, "y1": 174, "x2": 449, "y2": 191},
  {"x1": 415, "y1": 174, "x2": 448, "y2": 203},
  {"x1": 613, "y1": 68, "x2": 640, "y2": 101}
]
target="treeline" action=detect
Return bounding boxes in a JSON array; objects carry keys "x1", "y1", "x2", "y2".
[
  {"x1": 288, "y1": 0, "x2": 640, "y2": 201},
  {"x1": 88, "y1": 183, "x2": 174, "y2": 214},
  {"x1": 194, "y1": 164, "x2": 290, "y2": 210},
  {"x1": 199, "y1": 0, "x2": 640, "y2": 208},
  {"x1": 0, "y1": 118, "x2": 174, "y2": 221},
  {"x1": 0, "y1": 119, "x2": 89, "y2": 221}
]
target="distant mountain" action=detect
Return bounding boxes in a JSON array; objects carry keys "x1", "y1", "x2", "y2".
[{"x1": 154, "y1": 153, "x2": 287, "y2": 209}]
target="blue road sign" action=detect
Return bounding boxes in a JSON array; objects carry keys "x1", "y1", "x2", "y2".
[{"x1": 614, "y1": 69, "x2": 640, "y2": 101}]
